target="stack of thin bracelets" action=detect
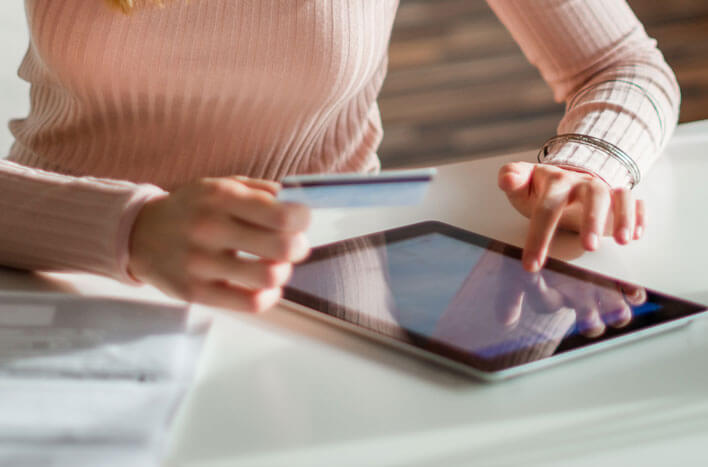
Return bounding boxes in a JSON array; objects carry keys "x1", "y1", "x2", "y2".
[{"x1": 537, "y1": 76, "x2": 666, "y2": 189}]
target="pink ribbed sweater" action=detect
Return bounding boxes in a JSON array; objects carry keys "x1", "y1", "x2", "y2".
[{"x1": 1, "y1": 0, "x2": 679, "y2": 283}]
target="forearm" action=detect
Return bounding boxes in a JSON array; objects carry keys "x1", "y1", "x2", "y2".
[
  {"x1": 0, "y1": 160, "x2": 165, "y2": 283},
  {"x1": 550, "y1": 52, "x2": 679, "y2": 187},
  {"x1": 488, "y1": 0, "x2": 680, "y2": 187}
]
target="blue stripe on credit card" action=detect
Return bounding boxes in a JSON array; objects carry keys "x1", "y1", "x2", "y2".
[{"x1": 277, "y1": 168, "x2": 436, "y2": 208}]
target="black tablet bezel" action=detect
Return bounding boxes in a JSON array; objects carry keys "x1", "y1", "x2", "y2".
[{"x1": 283, "y1": 221, "x2": 706, "y2": 374}]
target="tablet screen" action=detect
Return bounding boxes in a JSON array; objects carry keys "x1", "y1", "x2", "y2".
[{"x1": 284, "y1": 222, "x2": 705, "y2": 373}]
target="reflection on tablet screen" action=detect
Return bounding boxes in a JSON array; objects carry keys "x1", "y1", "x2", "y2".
[{"x1": 285, "y1": 223, "x2": 704, "y2": 373}]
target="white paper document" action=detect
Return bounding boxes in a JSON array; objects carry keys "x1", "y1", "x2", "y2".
[{"x1": 0, "y1": 293, "x2": 208, "y2": 467}]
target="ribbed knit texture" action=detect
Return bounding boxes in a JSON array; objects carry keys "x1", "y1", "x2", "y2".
[
  {"x1": 488, "y1": 0, "x2": 680, "y2": 187},
  {"x1": 1, "y1": 0, "x2": 679, "y2": 283}
]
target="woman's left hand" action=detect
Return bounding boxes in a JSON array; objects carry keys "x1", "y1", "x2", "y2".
[{"x1": 498, "y1": 162, "x2": 646, "y2": 272}]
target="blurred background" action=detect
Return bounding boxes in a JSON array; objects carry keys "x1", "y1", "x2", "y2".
[
  {"x1": 378, "y1": 0, "x2": 708, "y2": 167},
  {"x1": 2, "y1": 1, "x2": 707, "y2": 165}
]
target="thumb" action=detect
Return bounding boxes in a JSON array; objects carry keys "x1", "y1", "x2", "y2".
[
  {"x1": 498, "y1": 162, "x2": 535, "y2": 200},
  {"x1": 229, "y1": 175, "x2": 281, "y2": 196}
]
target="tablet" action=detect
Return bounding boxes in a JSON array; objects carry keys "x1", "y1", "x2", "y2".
[{"x1": 281, "y1": 221, "x2": 707, "y2": 381}]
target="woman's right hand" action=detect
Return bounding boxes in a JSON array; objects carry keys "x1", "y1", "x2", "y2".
[{"x1": 128, "y1": 176, "x2": 311, "y2": 312}]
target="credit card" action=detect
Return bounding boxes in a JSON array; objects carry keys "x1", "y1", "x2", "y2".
[{"x1": 277, "y1": 168, "x2": 436, "y2": 208}]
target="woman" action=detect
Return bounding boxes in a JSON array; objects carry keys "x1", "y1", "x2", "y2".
[{"x1": 0, "y1": 0, "x2": 679, "y2": 314}]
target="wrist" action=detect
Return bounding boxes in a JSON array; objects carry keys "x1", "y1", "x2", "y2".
[
  {"x1": 539, "y1": 135, "x2": 636, "y2": 189},
  {"x1": 542, "y1": 162, "x2": 610, "y2": 187},
  {"x1": 127, "y1": 194, "x2": 166, "y2": 283}
]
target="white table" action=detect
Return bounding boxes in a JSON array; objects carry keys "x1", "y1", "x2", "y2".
[{"x1": 1, "y1": 121, "x2": 708, "y2": 467}]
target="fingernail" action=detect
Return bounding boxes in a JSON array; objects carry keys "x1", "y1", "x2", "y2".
[
  {"x1": 619, "y1": 228, "x2": 630, "y2": 244},
  {"x1": 294, "y1": 234, "x2": 310, "y2": 260},
  {"x1": 274, "y1": 262, "x2": 293, "y2": 285},
  {"x1": 588, "y1": 233, "x2": 599, "y2": 250},
  {"x1": 576, "y1": 319, "x2": 593, "y2": 335},
  {"x1": 577, "y1": 315, "x2": 605, "y2": 337},
  {"x1": 253, "y1": 288, "x2": 282, "y2": 313},
  {"x1": 504, "y1": 315, "x2": 519, "y2": 328},
  {"x1": 635, "y1": 226, "x2": 643, "y2": 239},
  {"x1": 528, "y1": 259, "x2": 540, "y2": 272},
  {"x1": 606, "y1": 308, "x2": 630, "y2": 327}
]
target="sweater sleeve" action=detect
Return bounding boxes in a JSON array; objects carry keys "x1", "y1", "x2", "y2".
[
  {"x1": 0, "y1": 159, "x2": 166, "y2": 284},
  {"x1": 486, "y1": 0, "x2": 680, "y2": 188}
]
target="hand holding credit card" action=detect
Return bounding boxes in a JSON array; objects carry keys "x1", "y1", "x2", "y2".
[{"x1": 277, "y1": 168, "x2": 436, "y2": 208}]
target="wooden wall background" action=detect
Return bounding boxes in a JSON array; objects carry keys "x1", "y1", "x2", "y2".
[{"x1": 378, "y1": 0, "x2": 708, "y2": 168}]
